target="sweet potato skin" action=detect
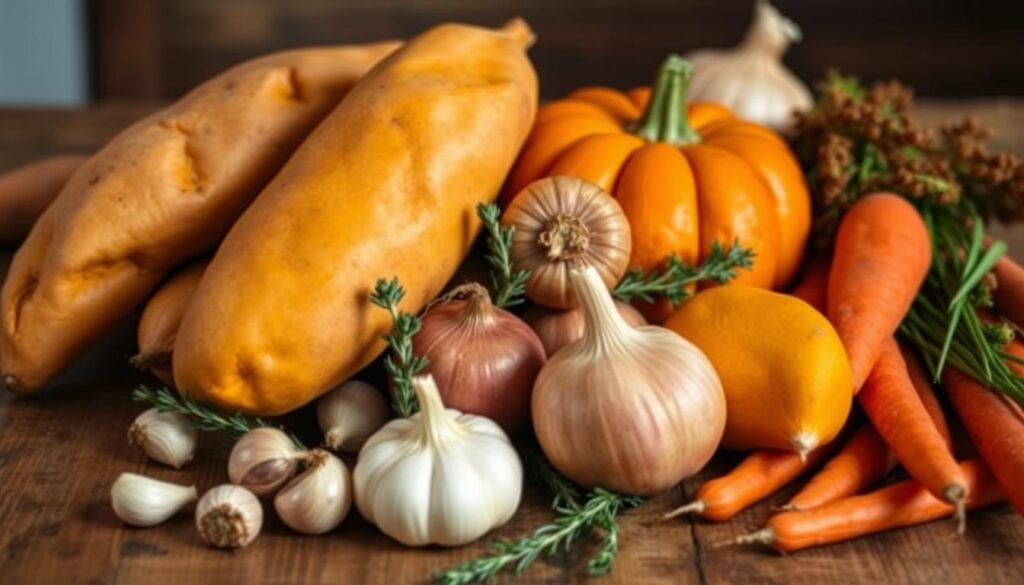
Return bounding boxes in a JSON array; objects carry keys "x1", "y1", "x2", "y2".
[
  {"x1": 1, "y1": 42, "x2": 400, "y2": 394},
  {"x1": 133, "y1": 260, "x2": 209, "y2": 384},
  {"x1": 0, "y1": 156, "x2": 87, "y2": 246},
  {"x1": 173, "y1": 21, "x2": 538, "y2": 415}
]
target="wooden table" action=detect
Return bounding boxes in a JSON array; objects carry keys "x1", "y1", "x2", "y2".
[{"x1": 2, "y1": 102, "x2": 1024, "y2": 584}]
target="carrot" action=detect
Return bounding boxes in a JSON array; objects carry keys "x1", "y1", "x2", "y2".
[
  {"x1": 663, "y1": 446, "x2": 835, "y2": 522},
  {"x1": 827, "y1": 193, "x2": 931, "y2": 391},
  {"x1": 992, "y1": 255, "x2": 1024, "y2": 329},
  {"x1": 859, "y1": 338, "x2": 968, "y2": 529},
  {"x1": 723, "y1": 460, "x2": 1004, "y2": 553},
  {"x1": 946, "y1": 345, "x2": 1024, "y2": 517},
  {"x1": 782, "y1": 422, "x2": 896, "y2": 512},
  {"x1": 900, "y1": 341, "x2": 953, "y2": 448},
  {"x1": 789, "y1": 255, "x2": 830, "y2": 311}
]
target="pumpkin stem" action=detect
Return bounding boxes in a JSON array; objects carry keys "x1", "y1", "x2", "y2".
[
  {"x1": 633, "y1": 55, "x2": 700, "y2": 145},
  {"x1": 539, "y1": 213, "x2": 590, "y2": 261}
]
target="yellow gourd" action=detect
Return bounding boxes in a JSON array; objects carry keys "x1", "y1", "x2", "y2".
[{"x1": 665, "y1": 286, "x2": 852, "y2": 457}]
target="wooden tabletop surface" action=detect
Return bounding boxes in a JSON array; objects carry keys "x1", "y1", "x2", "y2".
[{"x1": 1, "y1": 101, "x2": 1024, "y2": 584}]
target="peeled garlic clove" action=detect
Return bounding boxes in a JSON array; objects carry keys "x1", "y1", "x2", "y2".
[
  {"x1": 128, "y1": 408, "x2": 198, "y2": 469},
  {"x1": 317, "y1": 381, "x2": 390, "y2": 453},
  {"x1": 111, "y1": 472, "x2": 197, "y2": 527},
  {"x1": 274, "y1": 449, "x2": 352, "y2": 535},
  {"x1": 228, "y1": 427, "x2": 304, "y2": 496},
  {"x1": 196, "y1": 484, "x2": 263, "y2": 549}
]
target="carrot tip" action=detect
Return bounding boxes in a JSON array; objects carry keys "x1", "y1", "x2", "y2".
[
  {"x1": 712, "y1": 528, "x2": 775, "y2": 549},
  {"x1": 662, "y1": 499, "x2": 706, "y2": 520},
  {"x1": 945, "y1": 485, "x2": 968, "y2": 536},
  {"x1": 792, "y1": 432, "x2": 819, "y2": 462}
]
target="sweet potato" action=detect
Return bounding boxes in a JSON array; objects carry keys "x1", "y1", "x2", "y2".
[
  {"x1": 173, "y1": 21, "x2": 538, "y2": 415},
  {"x1": 0, "y1": 42, "x2": 400, "y2": 394},
  {"x1": 0, "y1": 156, "x2": 87, "y2": 246},
  {"x1": 133, "y1": 260, "x2": 208, "y2": 384}
]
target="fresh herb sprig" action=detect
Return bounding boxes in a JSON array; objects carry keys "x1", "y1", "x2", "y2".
[
  {"x1": 131, "y1": 385, "x2": 306, "y2": 448},
  {"x1": 612, "y1": 240, "x2": 754, "y2": 306},
  {"x1": 477, "y1": 203, "x2": 530, "y2": 308},
  {"x1": 434, "y1": 488, "x2": 642, "y2": 584},
  {"x1": 370, "y1": 278, "x2": 428, "y2": 417}
]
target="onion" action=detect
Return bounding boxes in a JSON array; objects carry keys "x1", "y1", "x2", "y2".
[
  {"x1": 524, "y1": 301, "x2": 647, "y2": 356},
  {"x1": 412, "y1": 283, "x2": 546, "y2": 434}
]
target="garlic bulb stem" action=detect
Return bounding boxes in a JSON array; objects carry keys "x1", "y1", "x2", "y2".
[
  {"x1": 741, "y1": 0, "x2": 800, "y2": 57},
  {"x1": 414, "y1": 376, "x2": 459, "y2": 445},
  {"x1": 574, "y1": 267, "x2": 634, "y2": 353}
]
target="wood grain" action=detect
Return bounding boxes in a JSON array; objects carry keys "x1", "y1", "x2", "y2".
[{"x1": 1, "y1": 103, "x2": 1024, "y2": 584}]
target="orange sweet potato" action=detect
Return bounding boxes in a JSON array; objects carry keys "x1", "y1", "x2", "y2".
[
  {"x1": 1, "y1": 42, "x2": 399, "y2": 393},
  {"x1": 0, "y1": 156, "x2": 87, "y2": 246},
  {"x1": 173, "y1": 21, "x2": 538, "y2": 415},
  {"x1": 133, "y1": 260, "x2": 209, "y2": 384}
]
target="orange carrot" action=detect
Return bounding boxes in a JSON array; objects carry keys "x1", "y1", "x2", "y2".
[
  {"x1": 725, "y1": 460, "x2": 1004, "y2": 553},
  {"x1": 900, "y1": 341, "x2": 953, "y2": 449},
  {"x1": 859, "y1": 338, "x2": 967, "y2": 527},
  {"x1": 827, "y1": 193, "x2": 931, "y2": 391},
  {"x1": 663, "y1": 446, "x2": 834, "y2": 522},
  {"x1": 782, "y1": 422, "x2": 896, "y2": 512},
  {"x1": 789, "y1": 255, "x2": 830, "y2": 311},
  {"x1": 946, "y1": 346, "x2": 1024, "y2": 517},
  {"x1": 993, "y1": 255, "x2": 1024, "y2": 329}
]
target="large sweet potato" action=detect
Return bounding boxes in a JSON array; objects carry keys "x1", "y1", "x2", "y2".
[
  {"x1": 133, "y1": 260, "x2": 208, "y2": 385},
  {"x1": 0, "y1": 156, "x2": 87, "y2": 246},
  {"x1": 1, "y1": 42, "x2": 400, "y2": 393},
  {"x1": 173, "y1": 21, "x2": 538, "y2": 415}
]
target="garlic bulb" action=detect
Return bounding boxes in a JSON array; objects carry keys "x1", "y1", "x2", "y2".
[
  {"x1": 317, "y1": 381, "x2": 391, "y2": 453},
  {"x1": 274, "y1": 449, "x2": 352, "y2": 535},
  {"x1": 228, "y1": 427, "x2": 305, "y2": 496},
  {"x1": 353, "y1": 375, "x2": 522, "y2": 546},
  {"x1": 532, "y1": 266, "x2": 726, "y2": 496},
  {"x1": 504, "y1": 176, "x2": 632, "y2": 309},
  {"x1": 111, "y1": 472, "x2": 197, "y2": 527},
  {"x1": 128, "y1": 408, "x2": 198, "y2": 469},
  {"x1": 524, "y1": 300, "x2": 647, "y2": 356},
  {"x1": 685, "y1": 1, "x2": 812, "y2": 133},
  {"x1": 196, "y1": 484, "x2": 263, "y2": 549}
]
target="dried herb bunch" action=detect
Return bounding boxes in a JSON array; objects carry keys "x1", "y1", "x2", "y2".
[{"x1": 794, "y1": 72, "x2": 1024, "y2": 245}]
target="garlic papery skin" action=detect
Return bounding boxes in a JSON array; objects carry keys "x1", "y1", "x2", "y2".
[
  {"x1": 317, "y1": 381, "x2": 390, "y2": 453},
  {"x1": 111, "y1": 472, "x2": 197, "y2": 527},
  {"x1": 228, "y1": 427, "x2": 306, "y2": 496},
  {"x1": 274, "y1": 449, "x2": 352, "y2": 535},
  {"x1": 685, "y1": 0, "x2": 812, "y2": 133},
  {"x1": 353, "y1": 375, "x2": 522, "y2": 547},
  {"x1": 196, "y1": 484, "x2": 263, "y2": 549},
  {"x1": 532, "y1": 266, "x2": 726, "y2": 496},
  {"x1": 128, "y1": 408, "x2": 198, "y2": 469}
]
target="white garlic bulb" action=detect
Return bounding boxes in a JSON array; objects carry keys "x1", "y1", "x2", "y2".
[
  {"x1": 111, "y1": 472, "x2": 197, "y2": 527},
  {"x1": 196, "y1": 484, "x2": 263, "y2": 549},
  {"x1": 685, "y1": 0, "x2": 812, "y2": 133},
  {"x1": 128, "y1": 408, "x2": 198, "y2": 469},
  {"x1": 317, "y1": 380, "x2": 391, "y2": 453},
  {"x1": 228, "y1": 427, "x2": 305, "y2": 496},
  {"x1": 353, "y1": 375, "x2": 522, "y2": 547},
  {"x1": 274, "y1": 449, "x2": 352, "y2": 535}
]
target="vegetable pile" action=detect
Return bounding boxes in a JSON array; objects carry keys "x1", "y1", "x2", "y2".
[{"x1": 1, "y1": 2, "x2": 1023, "y2": 582}]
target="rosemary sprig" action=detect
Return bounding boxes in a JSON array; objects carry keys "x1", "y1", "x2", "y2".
[
  {"x1": 434, "y1": 488, "x2": 642, "y2": 585},
  {"x1": 477, "y1": 202, "x2": 530, "y2": 308},
  {"x1": 370, "y1": 277, "x2": 428, "y2": 417},
  {"x1": 612, "y1": 240, "x2": 754, "y2": 306},
  {"x1": 521, "y1": 445, "x2": 582, "y2": 512},
  {"x1": 131, "y1": 385, "x2": 306, "y2": 448}
]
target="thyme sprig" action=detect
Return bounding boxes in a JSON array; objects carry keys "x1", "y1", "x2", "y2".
[
  {"x1": 370, "y1": 278, "x2": 428, "y2": 417},
  {"x1": 131, "y1": 385, "x2": 306, "y2": 448},
  {"x1": 477, "y1": 203, "x2": 530, "y2": 308},
  {"x1": 612, "y1": 240, "x2": 754, "y2": 306}
]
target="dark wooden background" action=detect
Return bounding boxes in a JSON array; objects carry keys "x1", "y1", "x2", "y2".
[{"x1": 91, "y1": 0, "x2": 1024, "y2": 102}]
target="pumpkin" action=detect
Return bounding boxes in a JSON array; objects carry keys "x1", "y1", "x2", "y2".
[{"x1": 505, "y1": 55, "x2": 810, "y2": 321}]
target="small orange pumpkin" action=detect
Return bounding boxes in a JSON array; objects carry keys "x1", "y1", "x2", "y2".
[{"x1": 505, "y1": 55, "x2": 810, "y2": 320}]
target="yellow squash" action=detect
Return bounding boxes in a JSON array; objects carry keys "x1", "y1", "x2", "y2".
[
  {"x1": 665, "y1": 286, "x2": 852, "y2": 456},
  {"x1": 173, "y1": 21, "x2": 538, "y2": 415}
]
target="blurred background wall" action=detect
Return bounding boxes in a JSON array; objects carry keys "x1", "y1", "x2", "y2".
[{"x1": 2, "y1": 0, "x2": 1023, "y2": 105}]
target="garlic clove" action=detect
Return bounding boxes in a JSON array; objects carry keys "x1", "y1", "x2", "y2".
[
  {"x1": 317, "y1": 380, "x2": 390, "y2": 453},
  {"x1": 128, "y1": 408, "x2": 198, "y2": 469},
  {"x1": 195, "y1": 484, "x2": 263, "y2": 549},
  {"x1": 111, "y1": 472, "x2": 198, "y2": 527},
  {"x1": 228, "y1": 427, "x2": 304, "y2": 496},
  {"x1": 274, "y1": 449, "x2": 352, "y2": 535}
]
